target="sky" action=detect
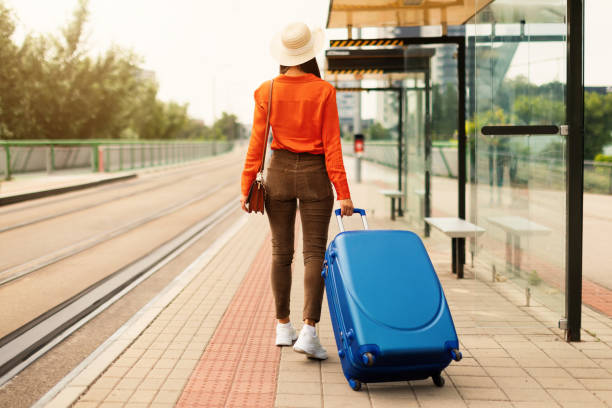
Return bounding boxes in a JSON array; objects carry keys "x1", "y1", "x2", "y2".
[{"x1": 4, "y1": 0, "x2": 612, "y2": 124}]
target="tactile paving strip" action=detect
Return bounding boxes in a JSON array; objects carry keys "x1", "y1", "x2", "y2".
[{"x1": 177, "y1": 235, "x2": 279, "y2": 408}]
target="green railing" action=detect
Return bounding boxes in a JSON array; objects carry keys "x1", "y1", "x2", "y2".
[
  {"x1": 341, "y1": 140, "x2": 458, "y2": 177},
  {"x1": 0, "y1": 140, "x2": 235, "y2": 180},
  {"x1": 341, "y1": 140, "x2": 612, "y2": 195}
]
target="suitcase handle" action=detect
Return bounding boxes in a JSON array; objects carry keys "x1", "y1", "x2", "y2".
[{"x1": 335, "y1": 208, "x2": 368, "y2": 232}]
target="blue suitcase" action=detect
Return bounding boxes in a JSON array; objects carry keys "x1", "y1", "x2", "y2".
[{"x1": 322, "y1": 208, "x2": 462, "y2": 391}]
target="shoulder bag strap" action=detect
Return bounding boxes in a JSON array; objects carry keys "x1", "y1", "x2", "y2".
[{"x1": 257, "y1": 79, "x2": 274, "y2": 178}]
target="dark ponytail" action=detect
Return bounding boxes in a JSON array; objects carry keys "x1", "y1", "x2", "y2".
[{"x1": 280, "y1": 57, "x2": 321, "y2": 78}]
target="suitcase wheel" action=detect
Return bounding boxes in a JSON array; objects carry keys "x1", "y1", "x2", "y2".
[
  {"x1": 348, "y1": 378, "x2": 362, "y2": 391},
  {"x1": 451, "y1": 349, "x2": 463, "y2": 362},
  {"x1": 432, "y1": 373, "x2": 445, "y2": 387},
  {"x1": 361, "y1": 352, "x2": 375, "y2": 367}
]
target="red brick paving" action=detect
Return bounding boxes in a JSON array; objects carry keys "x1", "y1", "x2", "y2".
[
  {"x1": 176, "y1": 236, "x2": 279, "y2": 408},
  {"x1": 484, "y1": 241, "x2": 612, "y2": 317},
  {"x1": 582, "y1": 279, "x2": 612, "y2": 317}
]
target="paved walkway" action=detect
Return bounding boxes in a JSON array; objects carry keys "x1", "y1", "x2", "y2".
[{"x1": 40, "y1": 165, "x2": 612, "y2": 408}]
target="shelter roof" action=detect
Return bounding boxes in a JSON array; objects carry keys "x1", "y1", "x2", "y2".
[{"x1": 326, "y1": 0, "x2": 494, "y2": 28}]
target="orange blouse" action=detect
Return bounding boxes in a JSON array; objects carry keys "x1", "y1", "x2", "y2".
[{"x1": 241, "y1": 73, "x2": 351, "y2": 200}]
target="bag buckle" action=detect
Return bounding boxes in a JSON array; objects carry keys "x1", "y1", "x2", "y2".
[{"x1": 256, "y1": 172, "x2": 263, "y2": 182}]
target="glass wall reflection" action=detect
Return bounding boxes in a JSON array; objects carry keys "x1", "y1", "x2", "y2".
[{"x1": 468, "y1": 0, "x2": 568, "y2": 314}]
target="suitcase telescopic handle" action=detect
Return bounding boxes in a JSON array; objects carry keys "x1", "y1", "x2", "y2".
[{"x1": 335, "y1": 208, "x2": 368, "y2": 232}]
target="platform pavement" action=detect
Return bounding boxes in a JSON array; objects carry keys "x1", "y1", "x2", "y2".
[
  {"x1": 39, "y1": 171, "x2": 612, "y2": 408},
  {"x1": 0, "y1": 170, "x2": 138, "y2": 205}
]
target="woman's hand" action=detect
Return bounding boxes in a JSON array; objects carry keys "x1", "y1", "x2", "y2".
[
  {"x1": 240, "y1": 195, "x2": 248, "y2": 212},
  {"x1": 340, "y1": 198, "x2": 354, "y2": 216}
]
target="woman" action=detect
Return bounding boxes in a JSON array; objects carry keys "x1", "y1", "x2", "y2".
[{"x1": 240, "y1": 22, "x2": 353, "y2": 360}]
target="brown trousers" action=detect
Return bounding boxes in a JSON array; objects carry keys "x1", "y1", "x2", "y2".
[{"x1": 265, "y1": 149, "x2": 334, "y2": 323}]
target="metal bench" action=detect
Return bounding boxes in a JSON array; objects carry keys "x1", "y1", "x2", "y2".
[
  {"x1": 379, "y1": 189, "x2": 403, "y2": 220},
  {"x1": 424, "y1": 217, "x2": 486, "y2": 278},
  {"x1": 487, "y1": 216, "x2": 551, "y2": 274}
]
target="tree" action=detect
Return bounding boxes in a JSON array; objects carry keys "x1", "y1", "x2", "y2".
[
  {"x1": 367, "y1": 121, "x2": 391, "y2": 140},
  {"x1": 584, "y1": 92, "x2": 612, "y2": 159},
  {"x1": 212, "y1": 112, "x2": 240, "y2": 141},
  {"x1": 0, "y1": 0, "x2": 240, "y2": 141},
  {"x1": 513, "y1": 95, "x2": 564, "y2": 126},
  {"x1": 0, "y1": 3, "x2": 29, "y2": 139},
  {"x1": 178, "y1": 119, "x2": 211, "y2": 139},
  {"x1": 431, "y1": 83, "x2": 458, "y2": 141}
]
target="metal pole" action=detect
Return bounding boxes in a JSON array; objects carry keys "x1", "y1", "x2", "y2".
[
  {"x1": 46, "y1": 146, "x2": 52, "y2": 174},
  {"x1": 457, "y1": 37, "x2": 467, "y2": 274},
  {"x1": 468, "y1": 37, "x2": 477, "y2": 266},
  {"x1": 92, "y1": 145, "x2": 98, "y2": 172},
  {"x1": 4, "y1": 144, "x2": 11, "y2": 180},
  {"x1": 424, "y1": 62, "x2": 432, "y2": 237},
  {"x1": 105, "y1": 145, "x2": 110, "y2": 172},
  {"x1": 50, "y1": 144, "x2": 55, "y2": 172},
  {"x1": 354, "y1": 27, "x2": 362, "y2": 184},
  {"x1": 119, "y1": 144, "x2": 123, "y2": 171},
  {"x1": 397, "y1": 87, "x2": 404, "y2": 217},
  {"x1": 565, "y1": 0, "x2": 584, "y2": 342}
]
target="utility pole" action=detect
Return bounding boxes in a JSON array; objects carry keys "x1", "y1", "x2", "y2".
[{"x1": 352, "y1": 26, "x2": 363, "y2": 183}]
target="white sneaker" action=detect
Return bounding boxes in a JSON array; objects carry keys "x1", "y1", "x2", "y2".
[
  {"x1": 276, "y1": 323, "x2": 298, "y2": 346},
  {"x1": 293, "y1": 327, "x2": 328, "y2": 360}
]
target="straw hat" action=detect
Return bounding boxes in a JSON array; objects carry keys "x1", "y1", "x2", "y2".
[{"x1": 270, "y1": 22, "x2": 324, "y2": 66}]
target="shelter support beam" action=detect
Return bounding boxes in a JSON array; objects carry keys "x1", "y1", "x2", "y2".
[
  {"x1": 457, "y1": 37, "x2": 467, "y2": 268},
  {"x1": 565, "y1": 0, "x2": 584, "y2": 342}
]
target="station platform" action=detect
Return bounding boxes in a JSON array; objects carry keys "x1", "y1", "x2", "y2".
[
  {"x1": 0, "y1": 170, "x2": 138, "y2": 206},
  {"x1": 34, "y1": 159, "x2": 612, "y2": 408},
  {"x1": 0, "y1": 154, "x2": 232, "y2": 206}
]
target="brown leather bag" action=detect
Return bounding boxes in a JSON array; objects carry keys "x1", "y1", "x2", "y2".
[{"x1": 245, "y1": 79, "x2": 274, "y2": 214}]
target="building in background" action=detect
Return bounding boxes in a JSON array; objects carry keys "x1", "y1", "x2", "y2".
[{"x1": 336, "y1": 81, "x2": 359, "y2": 137}]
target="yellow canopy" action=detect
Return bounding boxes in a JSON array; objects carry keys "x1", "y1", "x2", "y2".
[{"x1": 326, "y1": 0, "x2": 494, "y2": 28}]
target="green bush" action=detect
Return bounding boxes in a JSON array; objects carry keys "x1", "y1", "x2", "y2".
[{"x1": 594, "y1": 154, "x2": 612, "y2": 163}]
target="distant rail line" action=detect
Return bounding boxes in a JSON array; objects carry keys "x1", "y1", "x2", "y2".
[
  {"x1": 0, "y1": 157, "x2": 235, "y2": 222},
  {"x1": 0, "y1": 179, "x2": 236, "y2": 287}
]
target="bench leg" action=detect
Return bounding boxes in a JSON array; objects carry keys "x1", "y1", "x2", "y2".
[
  {"x1": 451, "y1": 238, "x2": 464, "y2": 278},
  {"x1": 451, "y1": 238, "x2": 457, "y2": 274},
  {"x1": 505, "y1": 232, "x2": 513, "y2": 274},
  {"x1": 397, "y1": 197, "x2": 403, "y2": 217},
  {"x1": 514, "y1": 235, "x2": 521, "y2": 274},
  {"x1": 390, "y1": 198, "x2": 396, "y2": 221},
  {"x1": 422, "y1": 195, "x2": 430, "y2": 237},
  {"x1": 458, "y1": 238, "x2": 465, "y2": 279}
]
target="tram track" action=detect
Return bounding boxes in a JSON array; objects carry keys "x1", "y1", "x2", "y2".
[
  {"x1": 0, "y1": 177, "x2": 237, "y2": 287},
  {"x1": 0, "y1": 158, "x2": 237, "y2": 232},
  {"x1": 0, "y1": 194, "x2": 240, "y2": 385},
  {"x1": 0, "y1": 152, "x2": 246, "y2": 387}
]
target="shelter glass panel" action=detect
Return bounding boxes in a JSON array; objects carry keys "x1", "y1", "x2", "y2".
[
  {"x1": 468, "y1": 0, "x2": 568, "y2": 316},
  {"x1": 403, "y1": 75, "x2": 426, "y2": 231}
]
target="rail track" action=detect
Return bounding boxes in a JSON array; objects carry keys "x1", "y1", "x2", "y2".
[
  {"x1": 0, "y1": 179, "x2": 234, "y2": 287},
  {"x1": 0, "y1": 198, "x2": 239, "y2": 385},
  {"x1": 0, "y1": 156, "x2": 244, "y2": 386}
]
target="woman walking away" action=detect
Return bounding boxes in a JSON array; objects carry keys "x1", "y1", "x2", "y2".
[{"x1": 240, "y1": 22, "x2": 353, "y2": 360}]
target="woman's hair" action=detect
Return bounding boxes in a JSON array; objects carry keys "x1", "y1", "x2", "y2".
[{"x1": 280, "y1": 58, "x2": 321, "y2": 78}]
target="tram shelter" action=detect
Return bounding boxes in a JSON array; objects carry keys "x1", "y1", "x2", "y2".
[{"x1": 325, "y1": 0, "x2": 585, "y2": 342}]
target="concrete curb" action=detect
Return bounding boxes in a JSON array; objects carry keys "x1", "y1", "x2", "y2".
[{"x1": 0, "y1": 173, "x2": 137, "y2": 206}]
